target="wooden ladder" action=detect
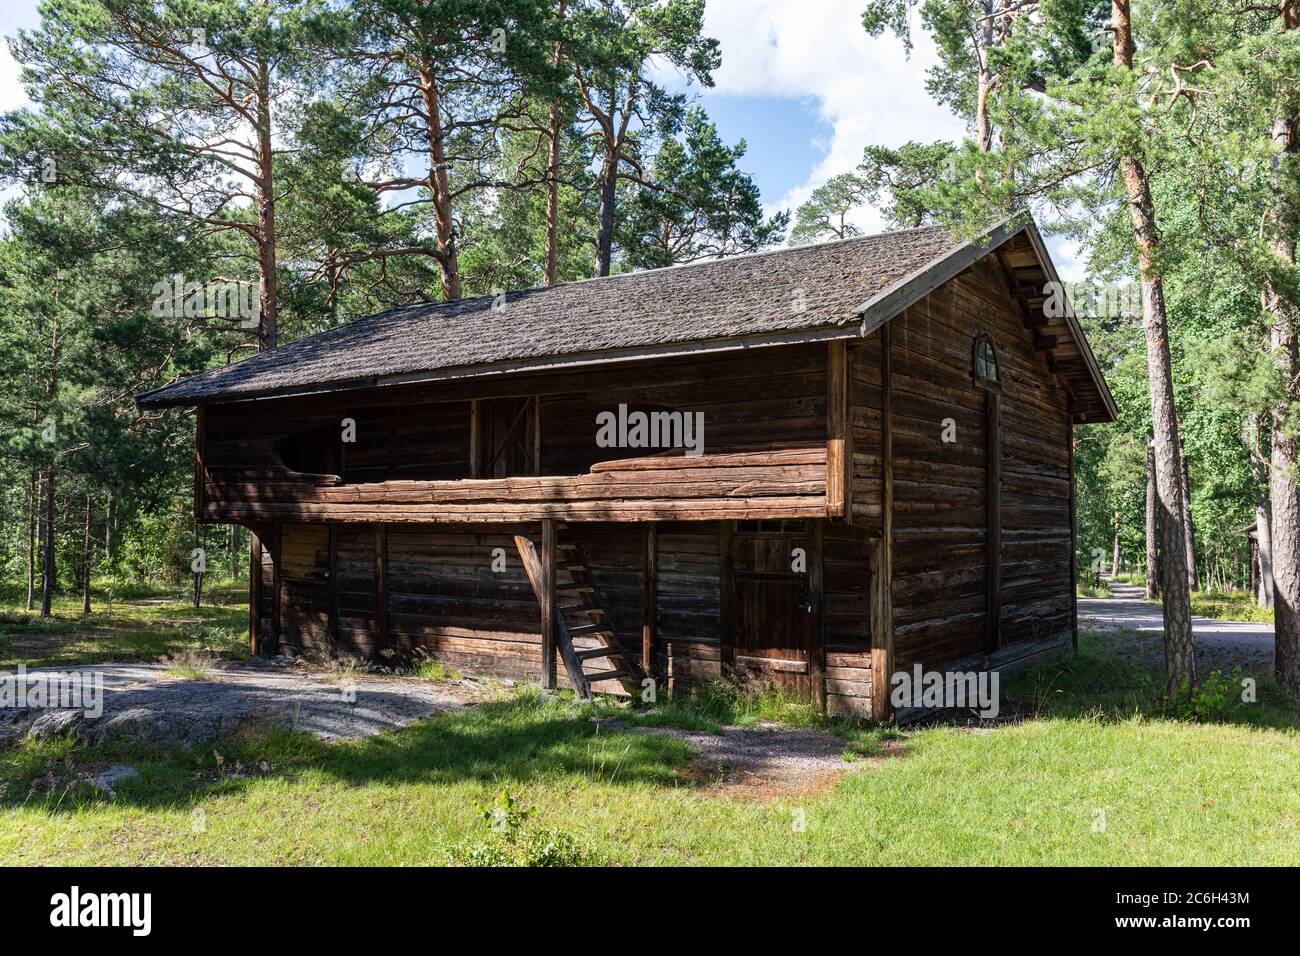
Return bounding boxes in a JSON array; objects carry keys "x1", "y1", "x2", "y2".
[{"x1": 516, "y1": 524, "x2": 646, "y2": 700}]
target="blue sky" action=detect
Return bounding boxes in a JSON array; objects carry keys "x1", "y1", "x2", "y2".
[{"x1": 0, "y1": 0, "x2": 1084, "y2": 277}]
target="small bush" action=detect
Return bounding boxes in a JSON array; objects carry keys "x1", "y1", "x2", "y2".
[
  {"x1": 1176, "y1": 668, "x2": 1245, "y2": 722},
  {"x1": 452, "y1": 790, "x2": 590, "y2": 867}
]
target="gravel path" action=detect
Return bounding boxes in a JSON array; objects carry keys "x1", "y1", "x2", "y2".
[
  {"x1": 0, "y1": 661, "x2": 474, "y2": 749},
  {"x1": 602, "y1": 719, "x2": 858, "y2": 799},
  {"x1": 1079, "y1": 581, "x2": 1274, "y2": 675}
]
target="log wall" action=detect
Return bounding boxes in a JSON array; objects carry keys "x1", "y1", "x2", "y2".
[
  {"x1": 879, "y1": 254, "x2": 1073, "y2": 676},
  {"x1": 200, "y1": 345, "x2": 831, "y2": 526}
]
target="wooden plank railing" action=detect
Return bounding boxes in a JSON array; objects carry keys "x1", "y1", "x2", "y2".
[{"x1": 202, "y1": 448, "x2": 829, "y2": 525}]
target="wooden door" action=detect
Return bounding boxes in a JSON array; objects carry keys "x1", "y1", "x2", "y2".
[{"x1": 731, "y1": 520, "x2": 813, "y2": 698}]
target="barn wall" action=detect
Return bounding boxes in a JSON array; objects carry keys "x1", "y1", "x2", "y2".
[
  {"x1": 541, "y1": 347, "x2": 827, "y2": 474},
  {"x1": 981, "y1": 269, "x2": 1075, "y2": 646},
  {"x1": 848, "y1": 337, "x2": 884, "y2": 531},
  {"x1": 200, "y1": 344, "x2": 830, "y2": 526},
  {"x1": 654, "y1": 522, "x2": 724, "y2": 688},
  {"x1": 879, "y1": 253, "x2": 1072, "y2": 677},
  {"x1": 824, "y1": 522, "x2": 873, "y2": 716}
]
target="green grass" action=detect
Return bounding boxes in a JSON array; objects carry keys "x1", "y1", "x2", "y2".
[
  {"x1": 0, "y1": 581, "x2": 248, "y2": 670},
  {"x1": 2, "y1": 630, "x2": 1298, "y2": 865},
  {"x1": 1189, "y1": 589, "x2": 1274, "y2": 624},
  {"x1": 1076, "y1": 578, "x2": 1111, "y2": 598},
  {"x1": 580, "y1": 680, "x2": 896, "y2": 759},
  {"x1": 409, "y1": 659, "x2": 461, "y2": 682}
]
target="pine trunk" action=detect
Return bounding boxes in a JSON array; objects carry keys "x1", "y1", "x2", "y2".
[
  {"x1": 1111, "y1": 510, "x2": 1121, "y2": 578},
  {"x1": 595, "y1": 152, "x2": 617, "y2": 277},
  {"x1": 1266, "y1": 4, "x2": 1300, "y2": 697},
  {"x1": 1145, "y1": 438, "x2": 1160, "y2": 598},
  {"x1": 255, "y1": 55, "x2": 278, "y2": 351},
  {"x1": 1113, "y1": 0, "x2": 1195, "y2": 695},
  {"x1": 544, "y1": 5, "x2": 566, "y2": 286},
  {"x1": 418, "y1": 64, "x2": 461, "y2": 301},
  {"x1": 544, "y1": 103, "x2": 562, "y2": 286},
  {"x1": 40, "y1": 466, "x2": 56, "y2": 618},
  {"x1": 1179, "y1": 439, "x2": 1197, "y2": 590},
  {"x1": 81, "y1": 493, "x2": 92, "y2": 617},
  {"x1": 26, "y1": 468, "x2": 36, "y2": 612},
  {"x1": 975, "y1": 1, "x2": 994, "y2": 152}
]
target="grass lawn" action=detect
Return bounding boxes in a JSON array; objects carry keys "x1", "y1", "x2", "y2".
[
  {"x1": 0, "y1": 580, "x2": 249, "y2": 670},
  {"x1": 1189, "y1": 590, "x2": 1274, "y2": 625},
  {"x1": 2, "y1": 602, "x2": 1298, "y2": 865}
]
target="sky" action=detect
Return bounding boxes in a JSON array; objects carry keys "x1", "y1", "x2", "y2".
[{"x1": 0, "y1": 0, "x2": 1083, "y2": 277}]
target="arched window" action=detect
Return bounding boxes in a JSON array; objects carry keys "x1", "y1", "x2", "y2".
[{"x1": 973, "y1": 333, "x2": 1000, "y2": 388}]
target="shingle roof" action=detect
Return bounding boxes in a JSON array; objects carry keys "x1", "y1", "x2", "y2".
[
  {"x1": 137, "y1": 225, "x2": 955, "y2": 407},
  {"x1": 135, "y1": 218, "x2": 1116, "y2": 422}
]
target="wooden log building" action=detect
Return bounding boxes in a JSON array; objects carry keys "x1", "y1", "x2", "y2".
[{"x1": 138, "y1": 215, "x2": 1116, "y2": 720}]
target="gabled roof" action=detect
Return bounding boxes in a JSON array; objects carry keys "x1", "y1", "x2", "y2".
[{"x1": 137, "y1": 215, "x2": 1117, "y2": 422}]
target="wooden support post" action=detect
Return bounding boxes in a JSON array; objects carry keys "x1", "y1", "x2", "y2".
[
  {"x1": 194, "y1": 405, "x2": 206, "y2": 518},
  {"x1": 248, "y1": 531, "x2": 262, "y2": 655},
  {"x1": 810, "y1": 520, "x2": 826, "y2": 713},
  {"x1": 986, "y1": 389, "x2": 1002, "y2": 654},
  {"x1": 327, "y1": 524, "x2": 339, "y2": 650},
  {"x1": 643, "y1": 524, "x2": 657, "y2": 677},
  {"x1": 532, "y1": 396, "x2": 542, "y2": 476},
  {"x1": 270, "y1": 523, "x2": 282, "y2": 653},
  {"x1": 871, "y1": 322, "x2": 895, "y2": 723},
  {"x1": 374, "y1": 525, "x2": 388, "y2": 655},
  {"x1": 469, "y1": 399, "x2": 482, "y2": 478},
  {"x1": 540, "y1": 519, "x2": 557, "y2": 689},
  {"x1": 869, "y1": 537, "x2": 892, "y2": 722},
  {"x1": 1068, "y1": 415, "x2": 1078, "y2": 653},
  {"x1": 826, "y1": 341, "x2": 851, "y2": 518},
  {"x1": 719, "y1": 521, "x2": 734, "y2": 679}
]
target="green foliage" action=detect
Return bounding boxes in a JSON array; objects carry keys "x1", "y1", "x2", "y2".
[
  {"x1": 1175, "y1": 668, "x2": 1245, "y2": 723},
  {"x1": 622, "y1": 107, "x2": 787, "y2": 267},
  {"x1": 453, "y1": 790, "x2": 590, "y2": 867},
  {"x1": 790, "y1": 173, "x2": 873, "y2": 244}
]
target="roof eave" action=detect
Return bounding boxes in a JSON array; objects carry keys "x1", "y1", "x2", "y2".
[{"x1": 852, "y1": 213, "x2": 1118, "y2": 424}]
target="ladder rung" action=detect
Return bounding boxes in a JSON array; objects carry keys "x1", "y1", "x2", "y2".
[
  {"x1": 559, "y1": 602, "x2": 599, "y2": 612},
  {"x1": 585, "y1": 669, "x2": 631, "y2": 684},
  {"x1": 576, "y1": 646, "x2": 617, "y2": 661},
  {"x1": 556, "y1": 582, "x2": 594, "y2": 590},
  {"x1": 568, "y1": 623, "x2": 612, "y2": 637}
]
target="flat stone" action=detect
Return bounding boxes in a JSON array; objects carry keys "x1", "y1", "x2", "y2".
[
  {"x1": 88, "y1": 765, "x2": 139, "y2": 794},
  {"x1": 6, "y1": 662, "x2": 475, "y2": 750}
]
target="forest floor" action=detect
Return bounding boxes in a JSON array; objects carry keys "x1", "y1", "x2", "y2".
[
  {"x1": 0, "y1": 583, "x2": 248, "y2": 670},
  {"x1": 1, "y1": 589, "x2": 1298, "y2": 865}
]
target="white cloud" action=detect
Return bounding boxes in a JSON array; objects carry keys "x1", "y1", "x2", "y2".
[
  {"x1": 701, "y1": 0, "x2": 966, "y2": 229},
  {"x1": 0, "y1": 42, "x2": 27, "y2": 112}
]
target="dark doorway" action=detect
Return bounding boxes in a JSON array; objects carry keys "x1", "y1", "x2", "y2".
[
  {"x1": 473, "y1": 396, "x2": 538, "y2": 478},
  {"x1": 731, "y1": 520, "x2": 813, "y2": 698}
]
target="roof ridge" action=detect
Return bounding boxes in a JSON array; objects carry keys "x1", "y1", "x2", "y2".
[{"x1": 332, "y1": 223, "x2": 953, "y2": 326}]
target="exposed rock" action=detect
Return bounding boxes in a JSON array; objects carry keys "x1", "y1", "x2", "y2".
[
  {"x1": 7, "y1": 662, "x2": 478, "y2": 751},
  {"x1": 87, "y1": 765, "x2": 140, "y2": 794}
]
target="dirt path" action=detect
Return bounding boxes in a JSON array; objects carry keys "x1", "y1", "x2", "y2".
[
  {"x1": 1078, "y1": 580, "x2": 1274, "y2": 676},
  {"x1": 601, "y1": 719, "x2": 860, "y2": 800}
]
